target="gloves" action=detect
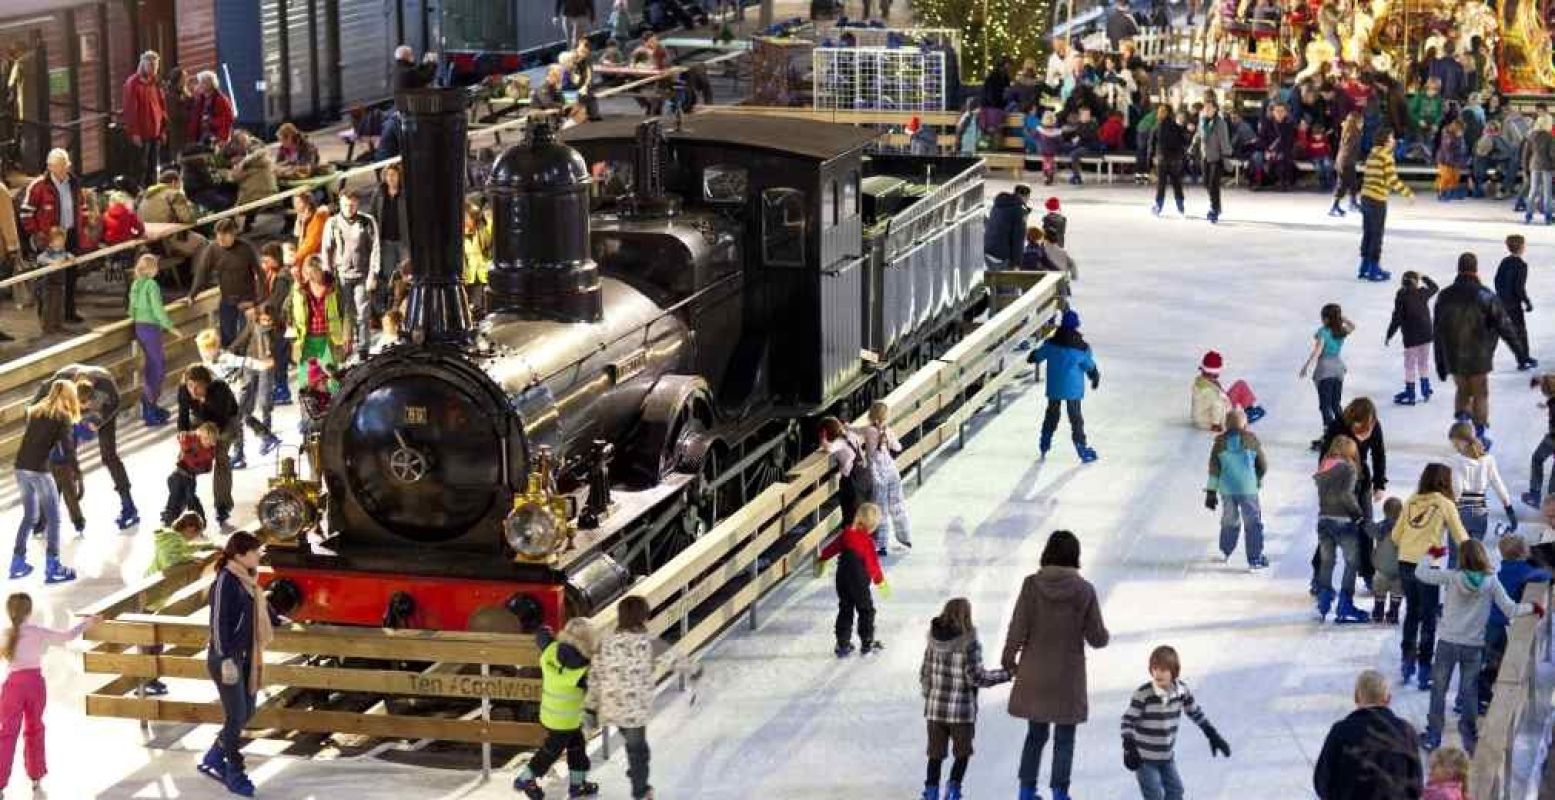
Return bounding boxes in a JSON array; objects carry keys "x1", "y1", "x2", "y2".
[
  {"x1": 1426, "y1": 545, "x2": 1448, "y2": 560},
  {"x1": 1383, "y1": 336, "x2": 1391, "y2": 347},
  {"x1": 1532, "y1": 602, "x2": 1547, "y2": 619},
  {"x1": 1506, "y1": 505, "x2": 1519, "y2": 532},
  {"x1": 877, "y1": 580, "x2": 893, "y2": 600},
  {"x1": 220, "y1": 658, "x2": 239, "y2": 686},
  {"x1": 814, "y1": 557, "x2": 830, "y2": 578},
  {"x1": 1204, "y1": 491, "x2": 1218, "y2": 511},
  {"x1": 1089, "y1": 371, "x2": 1101, "y2": 390},
  {"x1": 1203, "y1": 724, "x2": 1232, "y2": 757},
  {"x1": 1526, "y1": 301, "x2": 1535, "y2": 313},
  {"x1": 1122, "y1": 738, "x2": 1142, "y2": 771}
]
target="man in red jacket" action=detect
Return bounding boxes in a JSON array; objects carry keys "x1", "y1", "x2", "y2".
[
  {"x1": 20, "y1": 148, "x2": 87, "y2": 322},
  {"x1": 121, "y1": 51, "x2": 167, "y2": 187}
]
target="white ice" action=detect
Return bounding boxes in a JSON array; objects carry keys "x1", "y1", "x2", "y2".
[{"x1": 3, "y1": 181, "x2": 1552, "y2": 798}]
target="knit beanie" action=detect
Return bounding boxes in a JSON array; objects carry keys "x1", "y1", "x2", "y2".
[
  {"x1": 1060, "y1": 309, "x2": 1080, "y2": 330},
  {"x1": 1045, "y1": 197, "x2": 1061, "y2": 213},
  {"x1": 1200, "y1": 350, "x2": 1223, "y2": 375}
]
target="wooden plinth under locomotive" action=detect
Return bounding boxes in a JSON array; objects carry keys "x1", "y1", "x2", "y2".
[{"x1": 256, "y1": 90, "x2": 990, "y2": 633}]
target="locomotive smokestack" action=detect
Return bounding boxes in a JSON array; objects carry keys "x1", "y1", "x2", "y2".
[
  {"x1": 397, "y1": 89, "x2": 472, "y2": 344},
  {"x1": 487, "y1": 118, "x2": 602, "y2": 323}
]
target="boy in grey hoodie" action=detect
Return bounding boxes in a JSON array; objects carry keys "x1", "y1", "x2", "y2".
[{"x1": 1416, "y1": 540, "x2": 1544, "y2": 752}]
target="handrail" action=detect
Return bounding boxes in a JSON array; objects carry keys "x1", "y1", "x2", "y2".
[{"x1": 1470, "y1": 581, "x2": 1554, "y2": 800}]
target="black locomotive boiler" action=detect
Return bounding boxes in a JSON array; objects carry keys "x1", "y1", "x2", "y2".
[{"x1": 257, "y1": 89, "x2": 992, "y2": 632}]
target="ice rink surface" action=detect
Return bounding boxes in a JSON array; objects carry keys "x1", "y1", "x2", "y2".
[{"x1": 3, "y1": 181, "x2": 1552, "y2": 798}]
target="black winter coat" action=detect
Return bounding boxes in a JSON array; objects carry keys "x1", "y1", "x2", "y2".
[
  {"x1": 1384, "y1": 276, "x2": 1437, "y2": 348},
  {"x1": 1433, "y1": 274, "x2": 1527, "y2": 380},
  {"x1": 1152, "y1": 117, "x2": 1190, "y2": 165},
  {"x1": 1494, "y1": 256, "x2": 1529, "y2": 309},
  {"x1": 32, "y1": 364, "x2": 120, "y2": 420},
  {"x1": 1312, "y1": 706, "x2": 1422, "y2": 800},
  {"x1": 1320, "y1": 417, "x2": 1387, "y2": 492},
  {"x1": 983, "y1": 192, "x2": 1029, "y2": 263}
]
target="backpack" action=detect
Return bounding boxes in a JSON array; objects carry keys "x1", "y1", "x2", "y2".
[{"x1": 845, "y1": 437, "x2": 876, "y2": 502}]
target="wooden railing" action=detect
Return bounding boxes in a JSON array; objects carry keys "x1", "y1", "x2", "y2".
[
  {"x1": 1471, "y1": 581, "x2": 1554, "y2": 800},
  {"x1": 79, "y1": 270, "x2": 1065, "y2": 762}
]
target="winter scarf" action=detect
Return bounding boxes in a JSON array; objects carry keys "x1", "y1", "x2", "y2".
[{"x1": 225, "y1": 560, "x2": 274, "y2": 686}]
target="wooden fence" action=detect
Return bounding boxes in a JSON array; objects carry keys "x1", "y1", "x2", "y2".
[
  {"x1": 79, "y1": 270, "x2": 1065, "y2": 757},
  {"x1": 1471, "y1": 581, "x2": 1555, "y2": 800}
]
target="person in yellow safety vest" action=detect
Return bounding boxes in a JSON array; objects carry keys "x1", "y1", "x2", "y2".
[
  {"x1": 462, "y1": 201, "x2": 491, "y2": 318},
  {"x1": 515, "y1": 617, "x2": 600, "y2": 799}
]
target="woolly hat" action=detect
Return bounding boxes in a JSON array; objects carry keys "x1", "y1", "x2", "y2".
[
  {"x1": 1059, "y1": 309, "x2": 1081, "y2": 330},
  {"x1": 306, "y1": 358, "x2": 328, "y2": 387},
  {"x1": 1045, "y1": 197, "x2": 1061, "y2": 212},
  {"x1": 906, "y1": 115, "x2": 921, "y2": 133},
  {"x1": 1200, "y1": 350, "x2": 1223, "y2": 375}
]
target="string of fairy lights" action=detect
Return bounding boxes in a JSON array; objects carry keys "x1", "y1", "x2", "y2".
[{"x1": 913, "y1": 0, "x2": 1056, "y2": 78}]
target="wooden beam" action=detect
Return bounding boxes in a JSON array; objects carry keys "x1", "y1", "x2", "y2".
[{"x1": 89, "y1": 617, "x2": 542, "y2": 664}]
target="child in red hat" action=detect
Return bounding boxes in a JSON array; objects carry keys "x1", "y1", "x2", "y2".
[
  {"x1": 1191, "y1": 351, "x2": 1265, "y2": 431},
  {"x1": 1041, "y1": 197, "x2": 1066, "y2": 247}
]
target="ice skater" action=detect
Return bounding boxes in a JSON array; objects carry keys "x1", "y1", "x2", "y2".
[
  {"x1": 1028, "y1": 310, "x2": 1100, "y2": 463},
  {"x1": 1189, "y1": 351, "x2": 1264, "y2": 430},
  {"x1": 1371, "y1": 497, "x2": 1405, "y2": 623},
  {"x1": 1392, "y1": 464, "x2": 1472, "y2": 690},
  {"x1": 918, "y1": 597, "x2": 1011, "y2": 800},
  {"x1": 0, "y1": 593, "x2": 98, "y2": 798},
  {"x1": 10, "y1": 380, "x2": 81, "y2": 584},
  {"x1": 1447, "y1": 421, "x2": 1516, "y2": 545},
  {"x1": 1415, "y1": 539, "x2": 1542, "y2": 752},
  {"x1": 1299, "y1": 303, "x2": 1353, "y2": 442},
  {"x1": 859, "y1": 401, "x2": 911, "y2": 550},
  {"x1": 1204, "y1": 408, "x2": 1269, "y2": 569},
  {"x1": 819, "y1": 417, "x2": 877, "y2": 552},
  {"x1": 161, "y1": 423, "x2": 217, "y2": 526},
  {"x1": 818, "y1": 504, "x2": 890, "y2": 658},
  {"x1": 1314, "y1": 437, "x2": 1373, "y2": 623},
  {"x1": 513, "y1": 617, "x2": 601, "y2": 799},
  {"x1": 1357, "y1": 128, "x2": 1413, "y2": 282},
  {"x1": 1120, "y1": 645, "x2": 1232, "y2": 800},
  {"x1": 591, "y1": 595, "x2": 656, "y2": 800},
  {"x1": 1524, "y1": 373, "x2": 1555, "y2": 508},
  {"x1": 200, "y1": 531, "x2": 279, "y2": 798},
  {"x1": 1329, "y1": 110, "x2": 1364, "y2": 216},
  {"x1": 1494, "y1": 235, "x2": 1537, "y2": 370},
  {"x1": 1385, "y1": 271, "x2": 1439, "y2": 406}
]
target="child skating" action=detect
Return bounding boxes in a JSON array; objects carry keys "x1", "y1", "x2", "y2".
[
  {"x1": 1299, "y1": 303, "x2": 1354, "y2": 446},
  {"x1": 1357, "y1": 128, "x2": 1413, "y2": 282},
  {"x1": 1495, "y1": 235, "x2": 1537, "y2": 371},
  {"x1": 1372, "y1": 497, "x2": 1405, "y2": 623},
  {"x1": 918, "y1": 597, "x2": 1011, "y2": 800},
  {"x1": 513, "y1": 617, "x2": 600, "y2": 799},
  {"x1": 0, "y1": 593, "x2": 99, "y2": 798},
  {"x1": 1416, "y1": 539, "x2": 1542, "y2": 752},
  {"x1": 1525, "y1": 374, "x2": 1555, "y2": 508},
  {"x1": 1385, "y1": 271, "x2": 1439, "y2": 405},
  {"x1": 859, "y1": 401, "x2": 911, "y2": 551},
  {"x1": 1447, "y1": 420, "x2": 1516, "y2": 544},
  {"x1": 1120, "y1": 645, "x2": 1232, "y2": 800},
  {"x1": 1028, "y1": 310, "x2": 1100, "y2": 463},
  {"x1": 1204, "y1": 408, "x2": 1269, "y2": 569},
  {"x1": 818, "y1": 504, "x2": 890, "y2": 657},
  {"x1": 1314, "y1": 437, "x2": 1373, "y2": 623},
  {"x1": 591, "y1": 595, "x2": 657, "y2": 800}
]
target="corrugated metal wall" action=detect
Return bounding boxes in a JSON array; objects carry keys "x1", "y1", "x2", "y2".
[
  {"x1": 286, "y1": 0, "x2": 317, "y2": 119},
  {"x1": 176, "y1": 0, "x2": 218, "y2": 73},
  {"x1": 74, "y1": 7, "x2": 104, "y2": 173},
  {"x1": 336, "y1": 0, "x2": 391, "y2": 107},
  {"x1": 515, "y1": 0, "x2": 612, "y2": 51}
]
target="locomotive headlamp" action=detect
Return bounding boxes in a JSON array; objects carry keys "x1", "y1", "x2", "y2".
[
  {"x1": 256, "y1": 457, "x2": 320, "y2": 545},
  {"x1": 505, "y1": 448, "x2": 575, "y2": 563}
]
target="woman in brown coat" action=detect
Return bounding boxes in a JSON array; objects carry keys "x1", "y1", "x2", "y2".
[{"x1": 1001, "y1": 530, "x2": 1109, "y2": 800}]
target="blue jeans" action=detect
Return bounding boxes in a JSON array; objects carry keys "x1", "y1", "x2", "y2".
[
  {"x1": 620, "y1": 726, "x2": 652, "y2": 798},
  {"x1": 1018, "y1": 721, "x2": 1075, "y2": 791},
  {"x1": 217, "y1": 299, "x2": 245, "y2": 348},
  {"x1": 1450, "y1": 504, "x2": 1489, "y2": 567},
  {"x1": 1526, "y1": 170, "x2": 1552, "y2": 216},
  {"x1": 1428, "y1": 640, "x2": 1483, "y2": 751},
  {"x1": 1218, "y1": 494, "x2": 1264, "y2": 563},
  {"x1": 207, "y1": 653, "x2": 256, "y2": 770},
  {"x1": 1136, "y1": 758, "x2": 1185, "y2": 800},
  {"x1": 12, "y1": 470, "x2": 60, "y2": 559},
  {"x1": 1312, "y1": 156, "x2": 1335, "y2": 189},
  {"x1": 1316, "y1": 518, "x2": 1361, "y2": 596},
  {"x1": 1316, "y1": 377, "x2": 1343, "y2": 429}
]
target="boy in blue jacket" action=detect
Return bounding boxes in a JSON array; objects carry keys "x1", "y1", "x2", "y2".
[
  {"x1": 1028, "y1": 310, "x2": 1101, "y2": 462},
  {"x1": 1478, "y1": 535, "x2": 1551, "y2": 712},
  {"x1": 1204, "y1": 408, "x2": 1269, "y2": 569}
]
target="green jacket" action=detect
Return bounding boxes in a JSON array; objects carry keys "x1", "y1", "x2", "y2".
[
  {"x1": 1408, "y1": 92, "x2": 1443, "y2": 134},
  {"x1": 147, "y1": 526, "x2": 213, "y2": 576},
  {"x1": 289, "y1": 284, "x2": 345, "y2": 360},
  {"x1": 129, "y1": 276, "x2": 177, "y2": 331},
  {"x1": 538, "y1": 641, "x2": 589, "y2": 731}
]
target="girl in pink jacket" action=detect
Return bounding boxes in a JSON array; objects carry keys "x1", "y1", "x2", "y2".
[{"x1": 0, "y1": 592, "x2": 98, "y2": 797}]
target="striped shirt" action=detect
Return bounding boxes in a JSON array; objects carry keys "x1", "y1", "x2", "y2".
[
  {"x1": 1361, "y1": 146, "x2": 1413, "y2": 203},
  {"x1": 1121, "y1": 680, "x2": 1208, "y2": 762}
]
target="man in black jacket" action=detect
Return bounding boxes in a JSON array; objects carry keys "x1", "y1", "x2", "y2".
[
  {"x1": 178, "y1": 364, "x2": 240, "y2": 524},
  {"x1": 31, "y1": 364, "x2": 138, "y2": 528},
  {"x1": 1314, "y1": 669, "x2": 1422, "y2": 799},
  {"x1": 188, "y1": 219, "x2": 265, "y2": 347},
  {"x1": 983, "y1": 184, "x2": 1030, "y2": 268},
  {"x1": 1434, "y1": 252, "x2": 1534, "y2": 449},
  {"x1": 1152, "y1": 108, "x2": 1191, "y2": 215},
  {"x1": 1494, "y1": 234, "x2": 1537, "y2": 370}
]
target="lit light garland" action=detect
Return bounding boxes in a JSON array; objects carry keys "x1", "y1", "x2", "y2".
[{"x1": 914, "y1": 0, "x2": 1054, "y2": 78}]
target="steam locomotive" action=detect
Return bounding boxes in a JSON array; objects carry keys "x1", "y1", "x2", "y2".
[{"x1": 256, "y1": 89, "x2": 991, "y2": 632}]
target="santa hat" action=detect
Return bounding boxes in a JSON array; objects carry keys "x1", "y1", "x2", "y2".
[
  {"x1": 1045, "y1": 197, "x2": 1061, "y2": 212},
  {"x1": 1200, "y1": 350, "x2": 1223, "y2": 375},
  {"x1": 906, "y1": 115, "x2": 921, "y2": 134},
  {"x1": 307, "y1": 358, "x2": 328, "y2": 387}
]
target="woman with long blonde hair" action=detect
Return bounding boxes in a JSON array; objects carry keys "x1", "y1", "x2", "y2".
[{"x1": 10, "y1": 381, "x2": 81, "y2": 582}]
